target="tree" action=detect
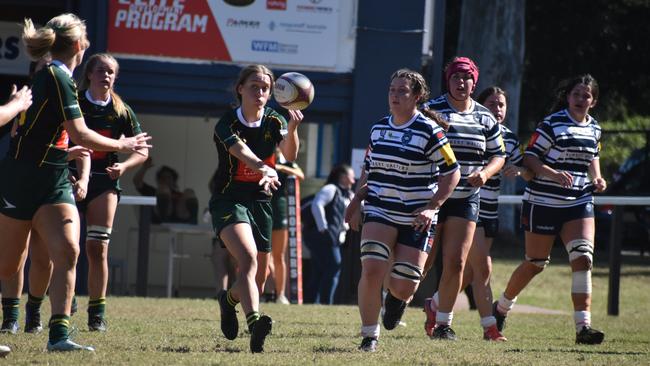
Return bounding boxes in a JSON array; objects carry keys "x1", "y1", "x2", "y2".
[{"x1": 456, "y1": 0, "x2": 526, "y2": 231}]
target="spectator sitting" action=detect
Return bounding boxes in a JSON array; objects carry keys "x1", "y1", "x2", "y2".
[{"x1": 133, "y1": 157, "x2": 198, "y2": 224}]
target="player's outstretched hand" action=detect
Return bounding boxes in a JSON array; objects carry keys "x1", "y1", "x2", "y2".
[{"x1": 119, "y1": 132, "x2": 152, "y2": 155}]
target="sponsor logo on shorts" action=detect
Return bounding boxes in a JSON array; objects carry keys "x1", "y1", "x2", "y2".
[
  {"x1": 1, "y1": 197, "x2": 16, "y2": 209},
  {"x1": 535, "y1": 225, "x2": 555, "y2": 231},
  {"x1": 221, "y1": 213, "x2": 233, "y2": 221}
]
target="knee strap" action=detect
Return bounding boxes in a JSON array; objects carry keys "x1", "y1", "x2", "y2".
[
  {"x1": 87, "y1": 225, "x2": 112, "y2": 244},
  {"x1": 360, "y1": 240, "x2": 390, "y2": 261},
  {"x1": 390, "y1": 261, "x2": 423, "y2": 283},
  {"x1": 565, "y1": 239, "x2": 594, "y2": 268},
  {"x1": 525, "y1": 255, "x2": 550, "y2": 269}
]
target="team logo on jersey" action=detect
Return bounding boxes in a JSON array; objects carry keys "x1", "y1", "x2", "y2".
[
  {"x1": 264, "y1": 130, "x2": 272, "y2": 141},
  {"x1": 401, "y1": 130, "x2": 413, "y2": 146},
  {"x1": 379, "y1": 129, "x2": 387, "y2": 140}
]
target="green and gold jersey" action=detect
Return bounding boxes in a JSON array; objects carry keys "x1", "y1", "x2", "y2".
[
  {"x1": 75, "y1": 90, "x2": 142, "y2": 173},
  {"x1": 9, "y1": 61, "x2": 82, "y2": 167},
  {"x1": 213, "y1": 107, "x2": 288, "y2": 201}
]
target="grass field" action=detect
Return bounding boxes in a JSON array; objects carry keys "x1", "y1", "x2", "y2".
[{"x1": 1, "y1": 257, "x2": 649, "y2": 365}]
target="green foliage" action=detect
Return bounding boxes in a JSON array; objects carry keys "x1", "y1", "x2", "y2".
[
  {"x1": 1, "y1": 258, "x2": 649, "y2": 364},
  {"x1": 599, "y1": 116, "x2": 650, "y2": 182}
]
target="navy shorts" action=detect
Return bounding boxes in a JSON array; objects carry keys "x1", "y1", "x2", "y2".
[
  {"x1": 477, "y1": 217, "x2": 499, "y2": 238},
  {"x1": 438, "y1": 194, "x2": 480, "y2": 223},
  {"x1": 521, "y1": 201, "x2": 594, "y2": 235},
  {"x1": 364, "y1": 214, "x2": 435, "y2": 253}
]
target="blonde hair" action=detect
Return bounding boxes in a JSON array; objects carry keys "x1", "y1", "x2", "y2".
[
  {"x1": 80, "y1": 53, "x2": 127, "y2": 118},
  {"x1": 22, "y1": 13, "x2": 89, "y2": 61},
  {"x1": 234, "y1": 64, "x2": 275, "y2": 105}
]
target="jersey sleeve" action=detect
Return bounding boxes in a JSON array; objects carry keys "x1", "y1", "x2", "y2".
[
  {"x1": 214, "y1": 113, "x2": 240, "y2": 148},
  {"x1": 525, "y1": 120, "x2": 555, "y2": 158},
  {"x1": 484, "y1": 116, "x2": 506, "y2": 160},
  {"x1": 271, "y1": 109, "x2": 288, "y2": 144},
  {"x1": 504, "y1": 130, "x2": 523, "y2": 166},
  {"x1": 50, "y1": 69, "x2": 82, "y2": 121},
  {"x1": 426, "y1": 127, "x2": 459, "y2": 176},
  {"x1": 122, "y1": 104, "x2": 143, "y2": 137},
  {"x1": 593, "y1": 123, "x2": 602, "y2": 159}
]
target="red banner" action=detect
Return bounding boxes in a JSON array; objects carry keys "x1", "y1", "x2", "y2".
[{"x1": 107, "y1": 0, "x2": 231, "y2": 61}]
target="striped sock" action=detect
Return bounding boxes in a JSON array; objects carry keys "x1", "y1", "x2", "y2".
[
  {"x1": 226, "y1": 289, "x2": 239, "y2": 307},
  {"x1": 88, "y1": 298, "x2": 106, "y2": 319},
  {"x1": 246, "y1": 311, "x2": 260, "y2": 332},
  {"x1": 1, "y1": 298, "x2": 20, "y2": 323},
  {"x1": 48, "y1": 314, "x2": 70, "y2": 343}
]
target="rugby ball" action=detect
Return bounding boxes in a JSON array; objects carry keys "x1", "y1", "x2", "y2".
[{"x1": 273, "y1": 72, "x2": 315, "y2": 110}]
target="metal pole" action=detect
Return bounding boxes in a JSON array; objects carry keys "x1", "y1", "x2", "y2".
[
  {"x1": 136, "y1": 205, "x2": 152, "y2": 296},
  {"x1": 607, "y1": 206, "x2": 623, "y2": 316}
]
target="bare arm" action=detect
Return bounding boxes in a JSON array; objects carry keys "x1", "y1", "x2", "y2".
[
  {"x1": 344, "y1": 169, "x2": 368, "y2": 231},
  {"x1": 278, "y1": 110, "x2": 303, "y2": 161},
  {"x1": 228, "y1": 140, "x2": 280, "y2": 192},
  {"x1": 467, "y1": 156, "x2": 506, "y2": 187},
  {"x1": 0, "y1": 85, "x2": 32, "y2": 126},
  {"x1": 523, "y1": 154, "x2": 573, "y2": 188},
  {"x1": 276, "y1": 164, "x2": 305, "y2": 180},
  {"x1": 589, "y1": 158, "x2": 607, "y2": 192},
  {"x1": 64, "y1": 118, "x2": 151, "y2": 154}
]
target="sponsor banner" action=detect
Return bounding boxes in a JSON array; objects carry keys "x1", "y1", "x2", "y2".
[
  {"x1": 108, "y1": 0, "x2": 340, "y2": 68},
  {"x1": 286, "y1": 176, "x2": 303, "y2": 304},
  {"x1": 0, "y1": 22, "x2": 31, "y2": 76}
]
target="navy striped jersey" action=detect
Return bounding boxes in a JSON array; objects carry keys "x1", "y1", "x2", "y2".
[
  {"x1": 363, "y1": 111, "x2": 459, "y2": 225},
  {"x1": 10, "y1": 62, "x2": 82, "y2": 167},
  {"x1": 523, "y1": 109, "x2": 601, "y2": 207},
  {"x1": 71, "y1": 90, "x2": 142, "y2": 174},
  {"x1": 213, "y1": 107, "x2": 287, "y2": 201},
  {"x1": 422, "y1": 95, "x2": 506, "y2": 199},
  {"x1": 479, "y1": 124, "x2": 523, "y2": 219}
]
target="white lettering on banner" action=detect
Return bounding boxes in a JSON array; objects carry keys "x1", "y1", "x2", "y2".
[
  {"x1": 114, "y1": 0, "x2": 208, "y2": 33},
  {"x1": 0, "y1": 22, "x2": 30, "y2": 75}
]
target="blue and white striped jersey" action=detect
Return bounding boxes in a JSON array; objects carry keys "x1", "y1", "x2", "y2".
[
  {"x1": 363, "y1": 112, "x2": 459, "y2": 225},
  {"x1": 422, "y1": 95, "x2": 506, "y2": 199},
  {"x1": 523, "y1": 109, "x2": 601, "y2": 207},
  {"x1": 479, "y1": 124, "x2": 523, "y2": 219}
]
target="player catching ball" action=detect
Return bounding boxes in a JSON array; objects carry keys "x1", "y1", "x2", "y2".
[
  {"x1": 211, "y1": 64, "x2": 303, "y2": 353},
  {"x1": 493, "y1": 74, "x2": 606, "y2": 345}
]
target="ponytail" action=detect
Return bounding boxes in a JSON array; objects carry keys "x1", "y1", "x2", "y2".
[{"x1": 22, "y1": 13, "x2": 89, "y2": 61}]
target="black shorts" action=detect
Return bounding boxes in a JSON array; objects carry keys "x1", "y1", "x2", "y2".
[
  {"x1": 75, "y1": 174, "x2": 121, "y2": 213},
  {"x1": 477, "y1": 217, "x2": 499, "y2": 238},
  {"x1": 521, "y1": 201, "x2": 595, "y2": 235},
  {"x1": 438, "y1": 194, "x2": 480, "y2": 223},
  {"x1": 364, "y1": 214, "x2": 435, "y2": 253}
]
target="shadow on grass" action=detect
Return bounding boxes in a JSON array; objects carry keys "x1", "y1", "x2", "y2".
[{"x1": 506, "y1": 348, "x2": 647, "y2": 356}]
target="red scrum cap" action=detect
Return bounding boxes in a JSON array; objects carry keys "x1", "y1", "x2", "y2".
[{"x1": 445, "y1": 57, "x2": 479, "y2": 84}]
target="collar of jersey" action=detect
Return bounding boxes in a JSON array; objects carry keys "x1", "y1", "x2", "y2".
[
  {"x1": 85, "y1": 89, "x2": 112, "y2": 107},
  {"x1": 51, "y1": 60, "x2": 73, "y2": 77},
  {"x1": 236, "y1": 107, "x2": 263, "y2": 128},
  {"x1": 444, "y1": 93, "x2": 475, "y2": 114},
  {"x1": 389, "y1": 111, "x2": 420, "y2": 129},
  {"x1": 564, "y1": 109, "x2": 592, "y2": 126}
]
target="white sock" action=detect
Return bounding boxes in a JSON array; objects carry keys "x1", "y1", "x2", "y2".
[
  {"x1": 361, "y1": 324, "x2": 380, "y2": 339},
  {"x1": 574, "y1": 311, "x2": 590, "y2": 332},
  {"x1": 480, "y1": 316, "x2": 497, "y2": 329},
  {"x1": 435, "y1": 311, "x2": 453, "y2": 326},
  {"x1": 497, "y1": 293, "x2": 517, "y2": 314}
]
